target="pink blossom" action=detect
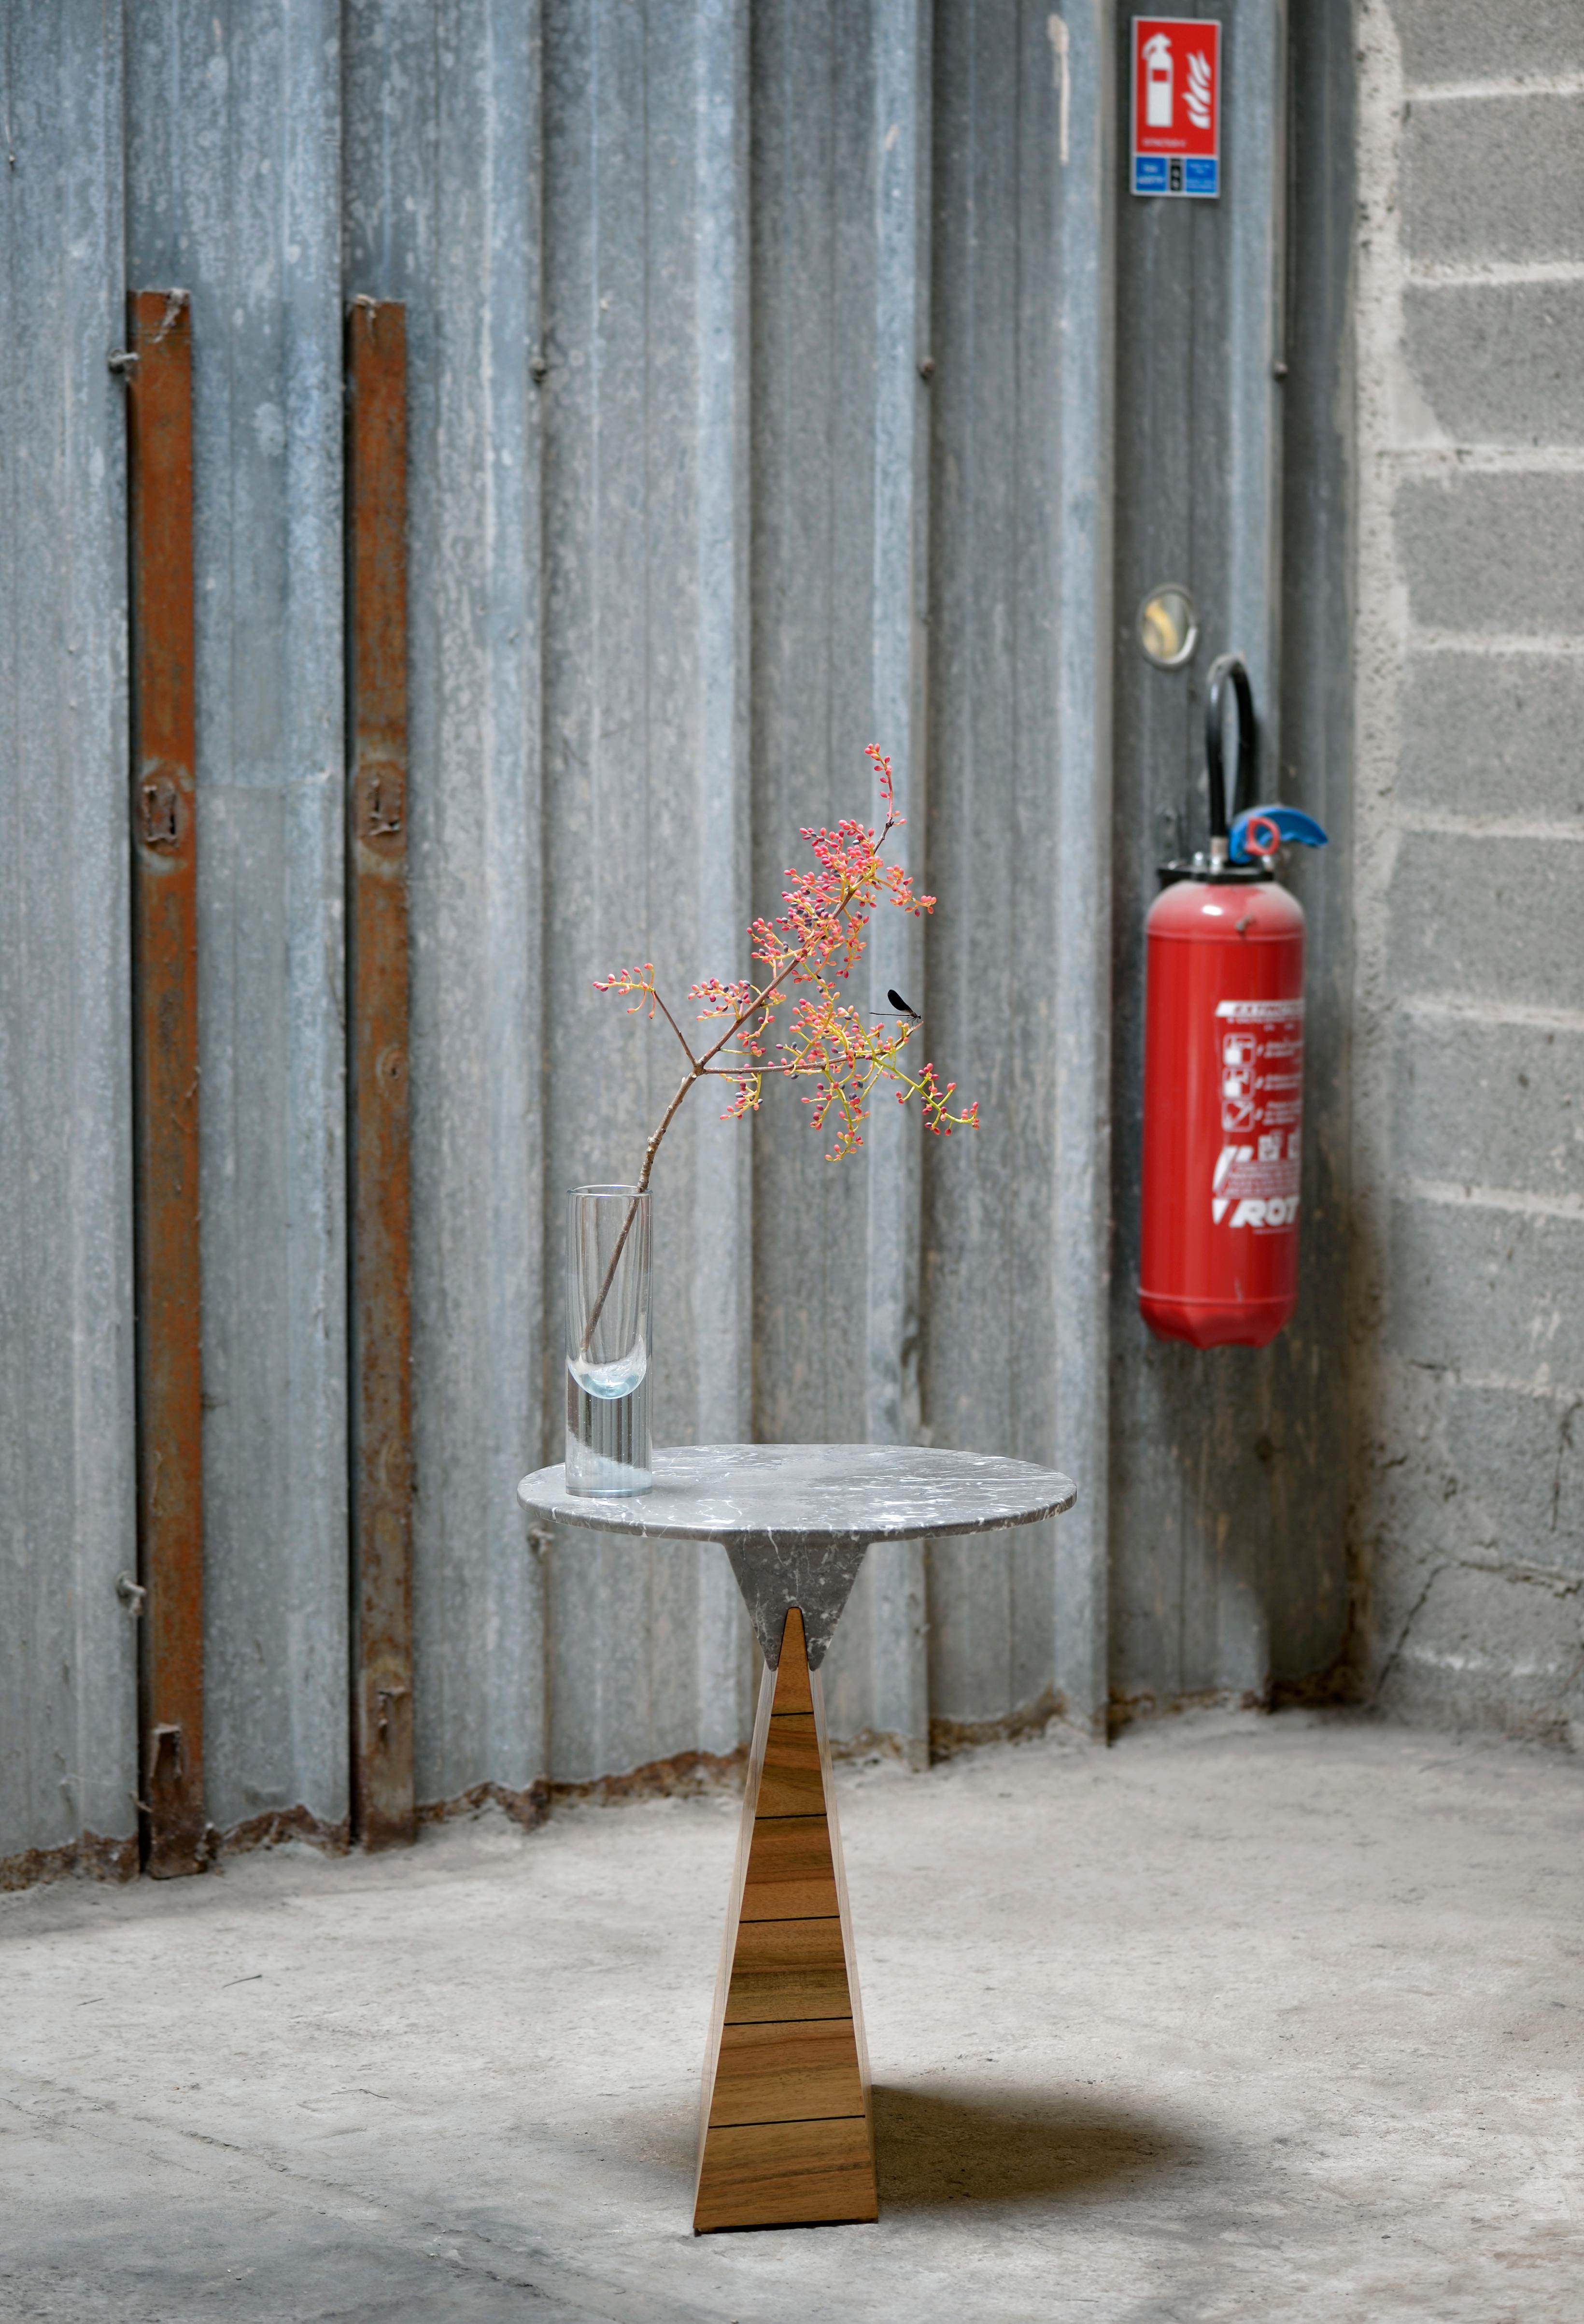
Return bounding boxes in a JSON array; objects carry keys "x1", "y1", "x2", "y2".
[{"x1": 595, "y1": 746, "x2": 978, "y2": 1182}]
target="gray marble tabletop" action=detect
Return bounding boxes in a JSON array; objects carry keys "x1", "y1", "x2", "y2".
[{"x1": 517, "y1": 1443, "x2": 1075, "y2": 1667}]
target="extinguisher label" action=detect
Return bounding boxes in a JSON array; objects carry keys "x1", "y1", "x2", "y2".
[{"x1": 1211, "y1": 998, "x2": 1304, "y2": 1231}]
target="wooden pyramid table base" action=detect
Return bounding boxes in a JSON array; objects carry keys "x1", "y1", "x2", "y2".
[{"x1": 694, "y1": 1607, "x2": 878, "y2": 2232}]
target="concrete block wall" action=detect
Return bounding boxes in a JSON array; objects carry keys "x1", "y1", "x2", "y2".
[{"x1": 1351, "y1": 0, "x2": 1584, "y2": 1742}]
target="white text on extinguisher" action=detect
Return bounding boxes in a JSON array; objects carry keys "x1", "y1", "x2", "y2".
[
  {"x1": 1210, "y1": 1141, "x2": 1301, "y2": 1228},
  {"x1": 1211, "y1": 998, "x2": 1304, "y2": 1230}
]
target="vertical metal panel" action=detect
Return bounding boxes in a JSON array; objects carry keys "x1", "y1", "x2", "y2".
[
  {"x1": 0, "y1": 0, "x2": 138, "y2": 1878},
  {"x1": 345, "y1": 0, "x2": 549, "y2": 1815},
  {"x1": 541, "y1": 0, "x2": 753, "y2": 1782},
  {"x1": 1050, "y1": 0, "x2": 1117, "y2": 1737},
  {"x1": 345, "y1": 299, "x2": 415, "y2": 1848},
  {"x1": 922, "y1": 0, "x2": 1112, "y2": 1738},
  {"x1": 749, "y1": 0, "x2": 933, "y2": 1761},
  {"x1": 855, "y1": 0, "x2": 933, "y2": 1767},
  {"x1": 1268, "y1": 0, "x2": 1350, "y2": 1691},
  {"x1": 1224, "y1": 0, "x2": 1287, "y2": 788},
  {"x1": 749, "y1": 0, "x2": 864, "y2": 1470},
  {"x1": 1108, "y1": 1, "x2": 1331, "y2": 1715},
  {"x1": 923, "y1": 0, "x2": 1029, "y2": 1732},
  {"x1": 1109, "y1": 0, "x2": 1238, "y2": 1710},
  {"x1": 126, "y1": 288, "x2": 207, "y2": 1874},
  {"x1": 126, "y1": 2, "x2": 348, "y2": 1839},
  {"x1": 1214, "y1": 0, "x2": 1289, "y2": 1698},
  {"x1": 542, "y1": 0, "x2": 653, "y2": 1784},
  {"x1": 689, "y1": 0, "x2": 757, "y2": 1760}
]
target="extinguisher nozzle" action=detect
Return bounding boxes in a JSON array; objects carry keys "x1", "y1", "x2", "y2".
[{"x1": 1229, "y1": 805, "x2": 1329, "y2": 863}]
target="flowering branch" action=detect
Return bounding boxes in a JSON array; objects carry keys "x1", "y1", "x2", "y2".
[{"x1": 582, "y1": 747, "x2": 978, "y2": 1348}]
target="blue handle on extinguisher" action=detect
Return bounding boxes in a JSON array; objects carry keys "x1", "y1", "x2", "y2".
[{"x1": 1229, "y1": 805, "x2": 1329, "y2": 862}]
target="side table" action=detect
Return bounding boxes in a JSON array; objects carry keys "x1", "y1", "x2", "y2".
[{"x1": 517, "y1": 1443, "x2": 1075, "y2": 2233}]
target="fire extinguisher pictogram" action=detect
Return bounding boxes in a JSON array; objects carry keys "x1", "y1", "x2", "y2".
[{"x1": 1139, "y1": 656, "x2": 1328, "y2": 1349}]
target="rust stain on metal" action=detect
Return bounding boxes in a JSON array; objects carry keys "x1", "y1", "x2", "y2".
[
  {"x1": 346, "y1": 299, "x2": 415, "y2": 1851},
  {"x1": 126, "y1": 289, "x2": 206, "y2": 1880}
]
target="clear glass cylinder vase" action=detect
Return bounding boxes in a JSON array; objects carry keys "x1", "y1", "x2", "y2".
[{"x1": 566, "y1": 1185, "x2": 652, "y2": 1496}]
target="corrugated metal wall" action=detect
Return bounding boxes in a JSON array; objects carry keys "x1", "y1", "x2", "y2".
[{"x1": 1, "y1": 0, "x2": 1350, "y2": 1879}]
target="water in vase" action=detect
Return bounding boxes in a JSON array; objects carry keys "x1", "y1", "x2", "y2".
[
  {"x1": 566, "y1": 1348, "x2": 652, "y2": 1495},
  {"x1": 565, "y1": 1185, "x2": 653, "y2": 1495}
]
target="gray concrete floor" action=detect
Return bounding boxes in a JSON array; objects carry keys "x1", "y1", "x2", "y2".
[{"x1": 2, "y1": 1711, "x2": 1581, "y2": 2324}]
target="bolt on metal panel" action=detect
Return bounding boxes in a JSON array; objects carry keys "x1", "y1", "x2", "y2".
[{"x1": 126, "y1": 288, "x2": 208, "y2": 1876}]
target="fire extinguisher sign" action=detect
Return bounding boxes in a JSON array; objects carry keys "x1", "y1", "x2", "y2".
[{"x1": 1132, "y1": 17, "x2": 1221, "y2": 199}]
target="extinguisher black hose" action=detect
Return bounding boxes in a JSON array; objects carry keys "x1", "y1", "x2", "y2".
[{"x1": 1205, "y1": 654, "x2": 1258, "y2": 840}]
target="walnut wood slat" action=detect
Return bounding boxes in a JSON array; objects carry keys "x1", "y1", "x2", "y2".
[
  {"x1": 126, "y1": 289, "x2": 205, "y2": 1880},
  {"x1": 722, "y1": 1915, "x2": 852, "y2": 2023},
  {"x1": 695, "y1": 2116, "x2": 877, "y2": 2233},
  {"x1": 708, "y1": 2019, "x2": 866, "y2": 2127},
  {"x1": 740, "y1": 1814, "x2": 840, "y2": 1919},
  {"x1": 754, "y1": 1714, "x2": 824, "y2": 1816},
  {"x1": 345, "y1": 299, "x2": 414, "y2": 1851},
  {"x1": 694, "y1": 1608, "x2": 878, "y2": 2233}
]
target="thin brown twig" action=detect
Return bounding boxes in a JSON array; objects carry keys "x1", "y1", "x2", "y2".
[
  {"x1": 648, "y1": 986, "x2": 699, "y2": 1069},
  {"x1": 579, "y1": 809, "x2": 901, "y2": 1358}
]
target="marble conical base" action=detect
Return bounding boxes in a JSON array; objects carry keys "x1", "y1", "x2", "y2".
[{"x1": 722, "y1": 1538, "x2": 868, "y2": 1669}]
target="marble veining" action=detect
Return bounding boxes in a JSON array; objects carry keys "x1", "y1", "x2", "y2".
[
  {"x1": 517, "y1": 1444, "x2": 1077, "y2": 1668},
  {"x1": 516, "y1": 1441, "x2": 1075, "y2": 1545},
  {"x1": 723, "y1": 1540, "x2": 871, "y2": 1670}
]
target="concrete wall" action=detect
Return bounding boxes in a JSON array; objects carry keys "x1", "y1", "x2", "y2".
[{"x1": 1351, "y1": 0, "x2": 1584, "y2": 1743}]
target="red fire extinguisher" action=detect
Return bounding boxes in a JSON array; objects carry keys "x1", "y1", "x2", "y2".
[{"x1": 1139, "y1": 656, "x2": 1327, "y2": 1349}]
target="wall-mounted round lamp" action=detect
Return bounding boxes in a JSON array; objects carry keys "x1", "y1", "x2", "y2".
[{"x1": 1137, "y1": 584, "x2": 1198, "y2": 670}]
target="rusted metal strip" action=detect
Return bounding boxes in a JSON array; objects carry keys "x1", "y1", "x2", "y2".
[
  {"x1": 126, "y1": 289, "x2": 206, "y2": 1878},
  {"x1": 346, "y1": 299, "x2": 415, "y2": 1850}
]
